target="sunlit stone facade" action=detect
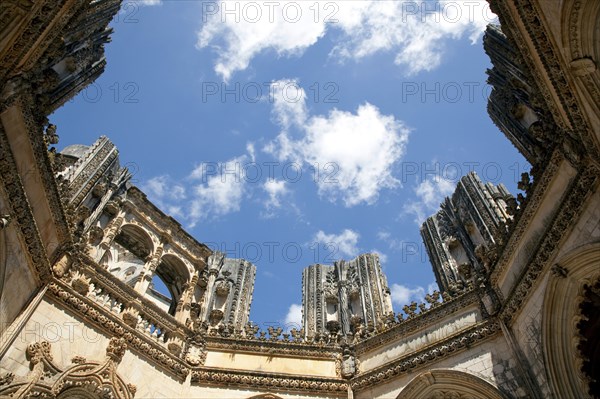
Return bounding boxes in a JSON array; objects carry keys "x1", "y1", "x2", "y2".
[
  {"x1": 0, "y1": 1, "x2": 599, "y2": 398},
  {"x1": 302, "y1": 254, "x2": 394, "y2": 339},
  {"x1": 421, "y1": 172, "x2": 513, "y2": 295}
]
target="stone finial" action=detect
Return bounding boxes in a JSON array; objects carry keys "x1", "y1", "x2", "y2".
[
  {"x1": 71, "y1": 271, "x2": 91, "y2": 295},
  {"x1": 0, "y1": 372, "x2": 14, "y2": 386},
  {"x1": 106, "y1": 337, "x2": 127, "y2": 363},
  {"x1": 27, "y1": 341, "x2": 53, "y2": 365}
]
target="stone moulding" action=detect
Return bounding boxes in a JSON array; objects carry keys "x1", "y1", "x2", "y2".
[
  {"x1": 191, "y1": 368, "x2": 348, "y2": 396},
  {"x1": 516, "y1": 0, "x2": 599, "y2": 157},
  {"x1": 19, "y1": 97, "x2": 72, "y2": 247},
  {"x1": 490, "y1": 149, "x2": 564, "y2": 286},
  {"x1": 351, "y1": 320, "x2": 502, "y2": 391},
  {"x1": 0, "y1": 113, "x2": 52, "y2": 283},
  {"x1": 205, "y1": 337, "x2": 340, "y2": 360},
  {"x1": 500, "y1": 161, "x2": 600, "y2": 323},
  {"x1": 489, "y1": 0, "x2": 599, "y2": 162},
  {"x1": 124, "y1": 188, "x2": 212, "y2": 261},
  {"x1": 354, "y1": 290, "x2": 480, "y2": 355},
  {"x1": 397, "y1": 369, "x2": 510, "y2": 399},
  {"x1": 46, "y1": 279, "x2": 191, "y2": 380},
  {"x1": 488, "y1": 1, "x2": 569, "y2": 135},
  {"x1": 0, "y1": 338, "x2": 137, "y2": 399},
  {"x1": 79, "y1": 255, "x2": 185, "y2": 335}
]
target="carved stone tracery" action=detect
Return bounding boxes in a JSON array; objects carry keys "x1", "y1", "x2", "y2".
[{"x1": 0, "y1": 339, "x2": 136, "y2": 399}]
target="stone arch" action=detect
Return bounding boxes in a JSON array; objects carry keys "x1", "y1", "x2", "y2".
[
  {"x1": 396, "y1": 369, "x2": 508, "y2": 399},
  {"x1": 543, "y1": 241, "x2": 600, "y2": 398},
  {"x1": 561, "y1": 0, "x2": 600, "y2": 145},
  {"x1": 0, "y1": 339, "x2": 136, "y2": 399},
  {"x1": 248, "y1": 395, "x2": 284, "y2": 399},
  {"x1": 153, "y1": 254, "x2": 190, "y2": 315},
  {"x1": 56, "y1": 387, "x2": 101, "y2": 398},
  {"x1": 115, "y1": 223, "x2": 154, "y2": 259}
]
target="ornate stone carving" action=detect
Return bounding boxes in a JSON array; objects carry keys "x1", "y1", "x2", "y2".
[
  {"x1": 52, "y1": 253, "x2": 72, "y2": 278},
  {"x1": 191, "y1": 369, "x2": 347, "y2": 394},
  {"x1": 106, "y1": 337, "x2": 128, "y2": 363},
  {"x1": 303, "y1": 254, "x2": 392, "y2": 338},
  {"x1": 209, "y1": 309, "x2": 224, "y2": 325},
  {"x1": 551, "y1": 264, "x2": 569, "y2": 278},
  {"x1": 70, "y1": 270, "x2": 91, "y2": 295},
  {"x1": 215, "y1": 280, "x2": 230, "y2": 296},
  {"x1": 0, "y1": 214, "x2": 11, "y2": 229},
  {"x1": 337, "y1": 346, "x2": 358, "y2": 379},
  {"x1": 0, "y1": 339, "x2": 136, "y2": 398},
  {"x1": 351, "y1": 321, "x2": 501, "y2": 390}
]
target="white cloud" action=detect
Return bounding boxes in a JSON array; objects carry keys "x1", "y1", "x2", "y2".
[
  {"x1": 377, "y1": 230, "x2": 404, "y2": 251},
  {"x1": 197, "y1": 2, "x2": 328, "y2": 82},
  {"x1": 403, "y1": 175, "x2": 455, "y2": 224},
  {"x1": 246, "y1": 142, "x2": 256, "y2": 162},
  {"x1": 197, "y1": 1, "x2": 496, "y2": 80},
  {"x1": 284, "y1": 303, "x2": 302, "y2": 328},
  {"x1": 371, "y1": 249, "x2": 388, "y2": 264},
  {"x1": 188, "y1": 155, "x2": 247, "y2": 225},
  {"x1": 415, "y1": 175, "x2": 455, "y2": 209},
  {"x1": 261, "y1": 179, "x2": 289, "y2": 218},
  {"x1": 141, "y1": 175, "x2": 186, "y2": 217},
  {"x1": 265, "y1": 79, "x2": 409, "y2": 207},
  {"x1": 390, "y1": 282, "x2": 439, "y2": 307},
  {"x1": 124, "y1": 0, "x2": 161, "y2": 7},
  {"x1": 143, "y1": 175, "x2": 186, "y2": 201},
  {"x1": 391, "y1": 284, "x2": 425, "y2": 306},
  {"x1": 141, "y1": 145, "x2": 256, "y2": 228},
  {"x1": 313, "y1": 229, "x2": 360, "y2": 259}
]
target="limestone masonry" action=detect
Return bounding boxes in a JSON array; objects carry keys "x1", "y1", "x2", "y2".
[{"x1": 0, "y1": 1, "x2": 599, "y2": 398}]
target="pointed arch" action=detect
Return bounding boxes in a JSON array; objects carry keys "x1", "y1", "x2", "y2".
[
  {"x1": 561, "y1": 0, "x2": 600, "y2": 148},
  {"x1": 543, "y1": 241, "x2": 600, "y2": 399},
  {"x1": 396, "y1": 369, "x2": 508, "y2": 399},
  {"x1": 152, "y1": 254, "x2": 190, "y2": 315}
]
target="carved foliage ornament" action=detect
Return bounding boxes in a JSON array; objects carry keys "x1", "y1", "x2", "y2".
[{"x1": 0, "y1": 338, "x2": 136, "y2": 399}]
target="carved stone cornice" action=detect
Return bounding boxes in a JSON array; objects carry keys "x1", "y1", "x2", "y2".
[
  {"x1": 354, "y1": 290, "x2": 480, "y2": 355},
  {"x1": 205, "y1": 336, "x2": 340, "y2": 360},
  {"x1": 0, "y1": 109, "x2": 52, "y2": 283},
  {"x1": 16, "y1": 96, "x2": 72, "y2": 246},
  {"x1": 191, "y1": 368, "x2": 348, "y2": 396},
  {"x1": 77, "y1": 254, "x2": 190, "y2": 339},
  {"x1": 122, "y1": 188, "x2": 211, "y2": 263},
  {"x1": 516, "y1": 0, "x2": 599, "y2": 160},
  {"x1": 351, "y1": 320, "x2": 502, "y2": 391},
  {"x1": 0, "y1": 339, "x2": 137, "y2": 399},
  {"x1": 0, "y1": 0, "x2": 64, "y2": 78},
  {"x1": 490, "y1": 149, "x2": 564, "y2": 285},
  {"x1": 500, "y1": 160, "x2": 600, "y2": 323},
  {"x1": 489, "y1": 0, "x2": 599, "y2": 162},
  {"x1": 46, "y1": 279, "x2": 190, "y2": 380}
]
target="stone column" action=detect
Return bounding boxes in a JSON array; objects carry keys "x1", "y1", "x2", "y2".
[
  {"x1": 134, "y1": 242, "x2": 164, "y2": 296},
  {"x1": 338, "y1": 281, "x2": 350, "y2": 335},
  {"x1": 334, "y1": 261, "x2": 351, "y2": 335},
  {"x1": 201, "y1": 253, "x2": 223, "y2": 322},
  {"x1": 96, "y1": 211, "x2": 125, "y2": 263},
  {"x1": 175, "y1": 270, "x2": 199, "y2": 324}
]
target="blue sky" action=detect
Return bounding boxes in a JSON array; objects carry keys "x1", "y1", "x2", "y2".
[{"x1": 51, "y1": 1, "x2": 527, "y2": 328}]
